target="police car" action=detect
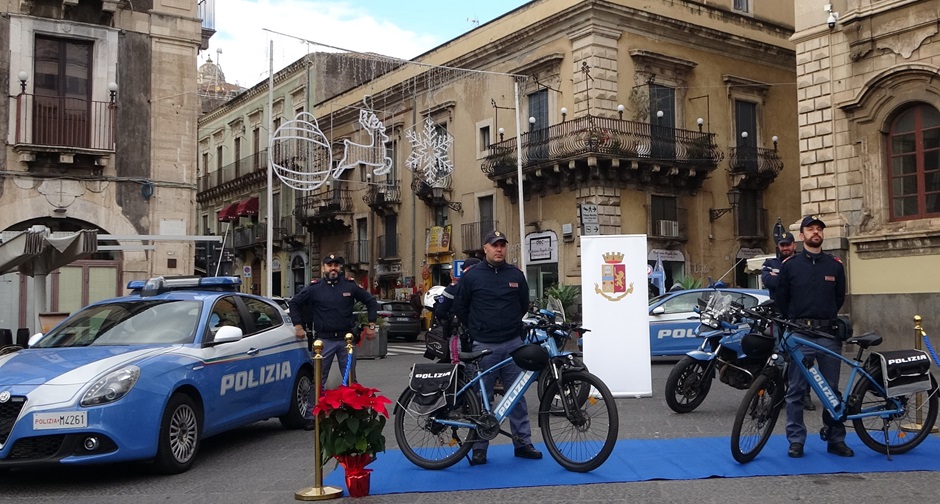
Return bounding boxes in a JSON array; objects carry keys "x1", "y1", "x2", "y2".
[
  {"x1": 648, "y1": 287, "x2": 769, "y2": 356},
  {"x1": 0, "y1": 276, "x2": 312, "y2": 474}
]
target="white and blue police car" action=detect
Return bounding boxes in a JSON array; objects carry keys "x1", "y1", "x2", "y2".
[
  {"x1": 0, "y1": 276, "x2": 312, "y2": 474},
  {"x1": 648, "y1": 287, "x2": 769, "y2": 356}
]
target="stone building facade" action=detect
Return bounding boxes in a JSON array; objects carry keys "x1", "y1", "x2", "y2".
[
  {"x1": 0, "y1": 0, "x2": 210, "y2": 331},
  {"x1": 792, "y1": 0, "x2": 940, "y2": 346},
  {"x1": 198, "y1": 0, "x2": 800, "y2": 306}
]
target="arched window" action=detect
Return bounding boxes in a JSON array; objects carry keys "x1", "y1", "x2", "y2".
[{"x1": 887, "y1": 104, "x2": 940, "y2": 220}]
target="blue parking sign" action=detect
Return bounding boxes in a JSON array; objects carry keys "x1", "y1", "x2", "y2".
[{"x1": 454, "y1": 260, "x2": 465, "y2": 278}]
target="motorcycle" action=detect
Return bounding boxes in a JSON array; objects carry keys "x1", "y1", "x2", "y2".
[{"x1": 664, "y1": 292, "x2": 767, "y2": 413}]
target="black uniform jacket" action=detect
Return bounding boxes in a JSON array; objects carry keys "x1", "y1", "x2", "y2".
[
  {"x1": 288, "y1": 277, "x2": 379, "y2": 335},
  {"x1": 453, "y1": 260, "x2": 529, "y2": 343},
  {"x1": 776, "y1": 250, "x2": 846, "y2": 320}
]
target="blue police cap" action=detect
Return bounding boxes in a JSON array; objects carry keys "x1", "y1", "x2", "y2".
[{"x1": 800, "y1": 215, "x2": 826, "y2": 232}]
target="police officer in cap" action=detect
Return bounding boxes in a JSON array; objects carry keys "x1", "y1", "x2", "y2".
[
  {"x1": 776, "y1": 216, "x2": 851, "y2": 459},
  {"x1": 454, "y1": 230, "x2": 542, "y2": 466},
  {"x1": 762, "y1": 230, "x2": 815, "y2": 411},
  {"x1": 289, "y1": 254, "x2": 379, "y2": 425}
]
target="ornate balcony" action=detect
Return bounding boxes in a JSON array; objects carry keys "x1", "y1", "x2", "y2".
[
  {"x1": 363, "y1": 182, "x2": 403, "y2": 215},
  {"x1": 294, "y1": 187, "x2": 353, "y2": 233},
  {"x1": 412, "y1": 176, "x2": 462, "y2": 212},
  {"x1": 729, "y1": 146, "x2": 783, "y2": 191},
  {"x1": 13, "y1": 92, "x2": 117, "y2": 169},
  {"x1": 481, "y1": 115, "x2": 724, "y2": 200}
]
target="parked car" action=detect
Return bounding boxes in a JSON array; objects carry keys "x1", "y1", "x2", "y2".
[
  {"x1": 0, "y1": 276, "x2": 312, "y2": 474},
  {"x1": 648, "y1": 287, "x2": 770, "y2": 356},
  {"x1": 378, "y1": 300, "x2": 422, "y2": 342}
]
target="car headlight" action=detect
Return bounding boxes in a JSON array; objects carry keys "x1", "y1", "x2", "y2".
[{"x1": 81, "y1": 366, "x2": 141, "y2": 406}]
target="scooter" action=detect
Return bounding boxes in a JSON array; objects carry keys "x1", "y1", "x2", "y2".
[{"x1": 664, "y1": 292, "x2": 765, "y2": 413}]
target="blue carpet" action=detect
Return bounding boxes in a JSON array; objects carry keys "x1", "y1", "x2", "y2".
[{"x1": 324, "y1": 434, "x2": 940, "y2": 495}]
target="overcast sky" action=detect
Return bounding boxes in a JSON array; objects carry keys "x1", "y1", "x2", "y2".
[{"x1": 202, "y1": 0, "x2": 530, "y2": 88}]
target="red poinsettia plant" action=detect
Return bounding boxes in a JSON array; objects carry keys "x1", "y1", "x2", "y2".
[{"x1": 313, "y1": 382, "x2": 392, "y2": 468}]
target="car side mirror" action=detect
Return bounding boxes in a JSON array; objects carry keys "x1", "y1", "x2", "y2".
[
  {"x1": 28, "y1": 332, "x2": 44, "y2": 347},
  {"x1": 651, "y1": 306, "x2": 665, "y2": 316},
  {"x1": 213, "y1": 325, "x2": 243, "y2": 343}
]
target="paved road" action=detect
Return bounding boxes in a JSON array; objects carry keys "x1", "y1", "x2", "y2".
[{"x1": 1, "y1": 340, "x2": 938, "y2": 503}]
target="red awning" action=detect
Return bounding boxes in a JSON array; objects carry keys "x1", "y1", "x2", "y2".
[
  {"x1": 217, "y1": 203, "x2": 239, "y2": 222},
  {"x1": 236, "y1": 197, "x2": 259, "y2": 217}
]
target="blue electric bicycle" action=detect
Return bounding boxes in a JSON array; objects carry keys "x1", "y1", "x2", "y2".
[
  {"x1": 393, "y1": 302, "x2": 618, "y2": 472},
  {"x1": 730, "y1": 303, "x2": 939, "y2": 463}
]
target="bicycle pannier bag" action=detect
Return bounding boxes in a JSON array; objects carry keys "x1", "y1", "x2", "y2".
[
  {"x1": 423, "y1": 324, "x2": 449, "y2": 362},
  {"x1": 407, "y1": 363, "x2": 460, "y2": 414},
  {"x1": 868, "y1": 349, "x2": 932, "y2": 396}
]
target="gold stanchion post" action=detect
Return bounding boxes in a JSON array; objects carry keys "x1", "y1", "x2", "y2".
[
  {"x1": 902, "y1": 315, "x2": 938, "y2": 433},
  {"x1": 295, "y1": 339, "x2": 343, "y2": 501},
  {"x1": 345, "y1": 333, "x2": 354, "y2": 385}
]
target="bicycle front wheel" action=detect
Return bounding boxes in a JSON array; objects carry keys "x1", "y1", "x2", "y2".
[
  {"x1": 731, "y1": 370, "x2": 785, "y2": 463},
  {"x1": 538, "y1": 370, "x2": 618, "y2": 472},
  {"x1": 850, "y1": 372, "x2": 939, "y2": 455},
  {"x1": 393, "y1": 386, "x2": 480, "y2": 470}
]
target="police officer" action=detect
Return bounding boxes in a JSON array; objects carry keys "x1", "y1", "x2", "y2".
[
  {"x1": 776, "y1": 216, "x2": 852, "y2": 459},
  {"x1": 762, "y1": 230, "x2": 815, "y2": 411},
  {"x1": 760, "y1": 231, "x2": 796, "y2": 300},
  {"x1": 288, "y1": 254, "x2": 379, "y2": 424},
  {"x1": 433, "y1": 257, "x2": 481, "y2": 358},
  {"x1": 454, "y1": 230, "x2": 542, "y2": 466}
]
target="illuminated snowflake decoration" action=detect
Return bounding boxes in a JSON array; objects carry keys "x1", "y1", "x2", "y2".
[{"x1": 406, "y1": 116, "x2": 454, "y2": 184}]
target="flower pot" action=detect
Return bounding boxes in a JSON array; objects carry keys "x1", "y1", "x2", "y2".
[{"x1": 344, "y1": 469, "x2": 371, "y2": 498}]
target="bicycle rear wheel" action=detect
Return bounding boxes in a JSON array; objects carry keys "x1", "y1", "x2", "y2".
[
  {"x1": 393, "y1": 387, "x2": 480, "y2": 470},
  {"x1": 538, "y1": 370, "x2": 618, "y2": 472},
  {"x1": 731, "y1": 370, "x2": 785, "y2": 463},
  {"x1": 849, "y1": 372, "x2": 939, "y2": 455}
]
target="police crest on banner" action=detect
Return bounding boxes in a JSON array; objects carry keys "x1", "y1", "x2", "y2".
[{"x1": 595, "y1": 251, "x2": 634, "y2": 301}]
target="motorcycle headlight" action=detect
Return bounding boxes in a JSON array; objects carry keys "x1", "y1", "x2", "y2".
[{"x1": 81, "y1": 366, "x2": 141, "y2": 406}]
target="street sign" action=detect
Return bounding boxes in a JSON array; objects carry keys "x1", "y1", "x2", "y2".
[
  {"x1": 243, "y1": 265, "x2": 252, "y2": 278},
  {"x1": 580, "y1": 204, "x2": 599, "y2": 225},
  {"x1": 583, "y1": 223, "x2": 600, "y2": 235},
  {"x1": 454, "y1": 260, "x2": 465, "y2": 278}
]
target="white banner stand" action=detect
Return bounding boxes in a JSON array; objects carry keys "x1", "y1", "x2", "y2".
[{"x1": 580, "y1": 234, "x2": 652, "y2": 397}]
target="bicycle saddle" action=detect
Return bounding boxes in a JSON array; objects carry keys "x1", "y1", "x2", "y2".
[{"x1": 846, "y1": 331, "x2": 882, "y2": 349}]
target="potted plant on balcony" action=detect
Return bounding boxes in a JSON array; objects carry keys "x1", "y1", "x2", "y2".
[{"x1": 314, "y1": 382, "x2": 391, "y2": 497}]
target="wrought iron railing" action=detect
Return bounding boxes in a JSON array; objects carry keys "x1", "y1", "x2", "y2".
[
  {"x1": 294, "y1": 188, "x2": 353, "y2": 219},
  {"x1": 363, "y1": 182, "x2": 403, "y2": 206},
  {"x1": 481, "y1": 115, "x2": 723, "y2": 177},
  {"x1": 345, "y1": 240, "x2": 370, "y2": 264},
  {"x1": 14, "y1": 93, "x2": 116, "y2": 151},
  {"x1": 729, "y1": 146, "x2": 783, "y2": 178},
  {"x1": 461, "y1": 220, "x2": 499, "y2": 252},
  {"x1": 198, "y1": 0, "x2": 215, "y2": 30},
  {"x1": 647, "y1": 208, "x2": 688, "y2": 241},
  {"x1": 200, "y1": 150, "x2": 268, "y2": 192}
]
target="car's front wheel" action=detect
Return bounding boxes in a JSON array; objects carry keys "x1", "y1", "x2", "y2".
[
  {"x1": 153, "y1": 393, "x2": 202, "y2": 474},
  {"x1": 280, "y1": 367, "x2": 312, "y2": 429}
]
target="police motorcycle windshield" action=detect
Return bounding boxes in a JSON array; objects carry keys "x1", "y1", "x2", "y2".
[
  {"x1": 545, "y1": 296, "x2": 565, "y2": 322},
  {"x1": 698, "y1": 292, "x2": 734, "y2": 330}
]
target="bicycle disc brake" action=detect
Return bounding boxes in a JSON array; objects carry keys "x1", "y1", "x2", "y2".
[{"x1": 476, "y1": 413, "x2": 500, "y2": 440}]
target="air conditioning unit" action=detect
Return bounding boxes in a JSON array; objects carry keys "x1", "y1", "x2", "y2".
[{"x1": 657, "y1": 220, "x2": 680, "y2": 238}]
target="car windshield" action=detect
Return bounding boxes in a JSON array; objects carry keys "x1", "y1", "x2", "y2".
[
  {"x1": 34, "y1": 300, "x2": 202, "y2": 348},
  {"x1": 381, "y1": 302, "x2": 413, "y2": 313}
]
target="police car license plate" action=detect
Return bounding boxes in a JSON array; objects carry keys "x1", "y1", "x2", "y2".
[
  {"x1": 34, "y1": 411, "x2": 88, "y2": 430},
  {"x1": 397, "y1": 317, "x2": 411, "y2": 321}
]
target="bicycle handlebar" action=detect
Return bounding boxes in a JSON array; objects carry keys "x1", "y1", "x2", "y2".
[{"x1": 737, "y1": 304, "x2": 835, "y2": 340}]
